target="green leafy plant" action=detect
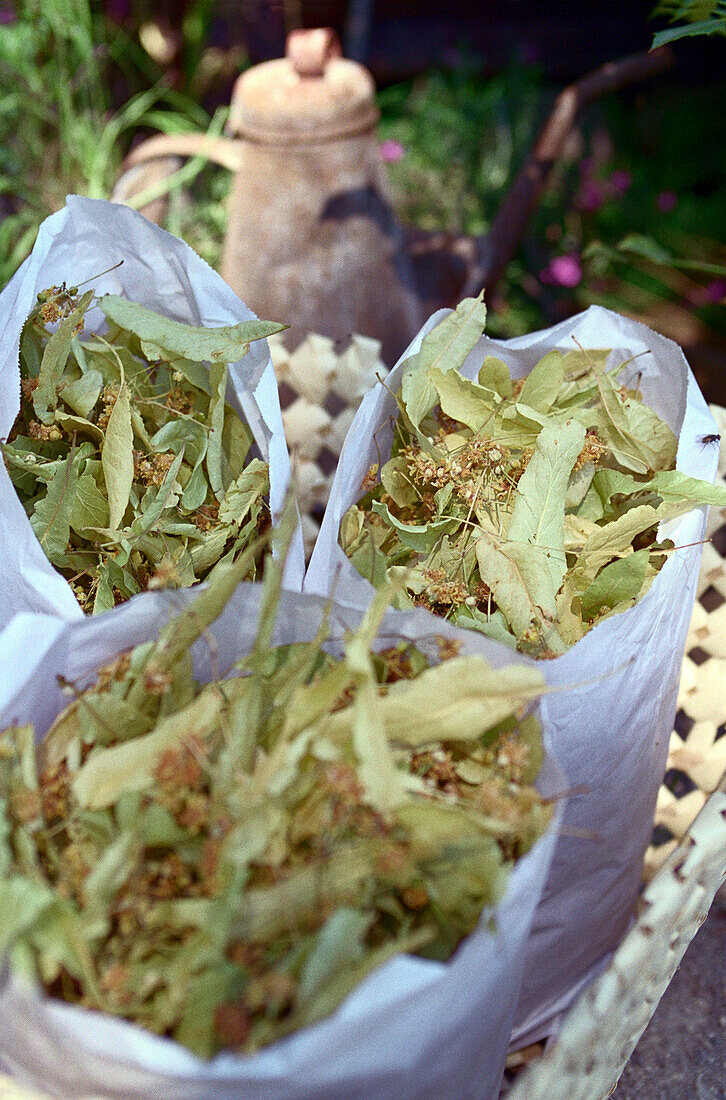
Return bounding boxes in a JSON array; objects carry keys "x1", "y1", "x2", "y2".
[
  {"x1": 377, "y1": 61, "x2": 726, "y2": 351},
  {"x1": 378, "y1": 59, "x2": 541, "y2": 240},
  {"x1": 651, "y1": 1, "x2": 726, "y2": 47},
  {"x1": 0, "y1": 0, "x2": 211, "y2": 287}
]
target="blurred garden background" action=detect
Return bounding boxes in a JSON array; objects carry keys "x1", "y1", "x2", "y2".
[{"x1": 1, "y1": 0, "x2": 725, "y2": 395}]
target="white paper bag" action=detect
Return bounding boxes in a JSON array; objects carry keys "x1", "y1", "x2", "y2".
[
  {"x1": 305, "y1": 304, "x2": 719, "y2": 1042},
  {"x1": 0, "y1": 195, "x2": 304, "y2": 628},
  {"x1": 0, "y1": 583, "x2": 562, "y2": 1100}
]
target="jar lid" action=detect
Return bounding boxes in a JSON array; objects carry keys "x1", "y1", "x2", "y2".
[{"x1": 227, "y1": 29, "x2": 379, "y2": 143}]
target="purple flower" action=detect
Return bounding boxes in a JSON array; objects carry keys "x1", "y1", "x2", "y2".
[
  {"x1": 610, "y1": 169, "x2": 632, "y2": 195},
  {"x1": 689, "y1": 280, "x2": 726, "y2": 306},
  {"x1": 576, "y1": 180, "x2": 605, "y2": 213},
  {"x1": 657, "y1": 190, "x2": 678, "y2": 213},
  {"x1": 0, "y1": 5, "x2": 15, "y2": 23},
  {"x1": 380, "y1": 140, "x2": 405, "y2": 164},
  {"x1": 705, "y1": 280, "x2": 726, "y2": 304},
  {"x1": 540, "y1": 254, "x2": 582, "y2": 289}
]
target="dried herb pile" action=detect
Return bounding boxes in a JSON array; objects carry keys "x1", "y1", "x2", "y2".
[
  {"x1": 341, "y1": 296, "x2": 726, "y2": 657},
  {"x1": 0, "y1": 542, "x2": 550, "y2": 1058},
  {"x1": 2, "y1": 279, "x2": 283, "y2": 612}
]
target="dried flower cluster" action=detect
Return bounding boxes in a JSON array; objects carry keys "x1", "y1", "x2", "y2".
[
  {"x1": 341, "y1": 295, "x2": 726, "y2": 656},
  {"x1": 2, "y1": 281, "x2": 283, "y2": 612}
]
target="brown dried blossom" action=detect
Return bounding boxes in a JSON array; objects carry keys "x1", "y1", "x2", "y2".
[
  {"x1": 360, "y1": 463, "x2": 380, "y2": 492},
  {"x1": 133, "y1": 450, "x2": 175, "y2": 487},
  {"x1": 28, "y1": 420, "x2": 62, "y2": 442},
  {"x1": 96, "y1": 384, "x2": 120, "y2": 431},
  {"x1": 574, "y1": 428, "x2": 608, "y2": 471},
  {"x1": 193, "y1": 502, "x2": 220, "y2": 531}
]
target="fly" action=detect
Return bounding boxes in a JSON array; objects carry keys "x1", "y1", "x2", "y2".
[{"x1": 698, "y1": 433, "x2": 721, "y2": 448}]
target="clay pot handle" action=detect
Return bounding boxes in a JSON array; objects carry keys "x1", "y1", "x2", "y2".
[{"x1": 286, "y1": 28, "x2": 342, "y2": 78}]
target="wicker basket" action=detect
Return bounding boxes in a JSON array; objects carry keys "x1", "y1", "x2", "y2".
[{"x1": 0, "y1": 338, "x2": 724, "y2": 1100}]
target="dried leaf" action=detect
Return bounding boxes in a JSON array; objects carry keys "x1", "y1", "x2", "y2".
[
  {"x1": 101, "y1": 380, "x2": 134, "y2": 532},
  {"x1": 29, "y1": 452, "x2": 79, "y2": 562},
  {"x1": 296, "y1": 908, "x2": 371, "y2": 1005},
  {"x1": 371, "y1": 500, "x2": 458, "y2": 553},
  {"x1": 53, "y1": 412, "x2": 104, "y2": 444},
  {"x1": 369, "y1": 658, "x2": 545, "y2": 745},
  {"x1": 429, "y1": 367, "x2": 498, "y2": 432},
  {"x1": 60, "y1": 369, "x2": 104, "y2": 418},
  {"x1": 380, "y1": 456, "x2": 419, "y2": 508},
  {"x1": 571, "y1": 504, "x2": 666, "y2": 590},
  {"x1": 218, "y1": 460, "x2": 269, "y2": 528},
  {"x1": 507, "y1": 419, "x2": 586, "y2": 589},
  {"x1": 401, "y1": 294, "x2": 486, "y2": 428},
  {"x1": 478, "y1": 356, "x2": 512, "y2": 397},
  {"x1": 99, "y1": 296, "x2": 284, "y2": 364},
  {"x1": 594, "y1": 367, "x2": 677, "y2": 473},
  {"x1": 206, "y1": 361, "x2": 228, "y2": 500},
  {"x1": 476, "y1": 534, "x2": 565, "y2": 656},
  {"x1": 69, "y1": 473, "x2": 110, "y2": 535},
  {"x1": 595, "y1": 467, "x2": 726, "y2": 509},
  {"x1": 580, "y1": 549, "x2": 650, "y2": 621},
  {"x1": 32, "y1": 291, "x2": 93, "y2": 425},
  {"x1": 351, "y1": 677, "x2": 407, "y2": 812},
  {"x1": 517, "y1": 351, "x2": 565, "y2": 413},
  {"x1": 73, "y1": 685, "x2": 228, "y2": 809}
]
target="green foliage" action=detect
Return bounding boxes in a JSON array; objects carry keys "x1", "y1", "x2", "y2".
[
  {"x1": 0, "y1": 0, "x2": 211, "y2": 288},
  {"x1": 377, "y1": 58, "x2": 542, "y2": 239},
  {"x1": 652, "y1": 1, "x2": 726, "y2": 47},
  {"x1": 378, "y1": 61, "x2": 726, "y2": 347}
]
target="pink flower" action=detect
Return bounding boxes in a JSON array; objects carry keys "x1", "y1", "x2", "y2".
[
  {"x1": 610, "y1": 169, "x2": 632, "y2": 194},
  {"x1": 577, "y1": 179, "x2": 605, "y2": 213},
  {"x1": 657, "y1": 190, "x2": 678, "y2": 213},
  {"x1": 380, "y1": 140, "x2": 405, "y2": 164},
  {"x1": 706, "y1": 280, "x2": 726, "y2": 303},
  {"x1": 688, "y1": 280, "x2": 726, "y2": 306},
  {"x1": 540, "y1": 254, "x2": 582, "y2": 288}
]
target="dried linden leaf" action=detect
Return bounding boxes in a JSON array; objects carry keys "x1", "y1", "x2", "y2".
[
  {"x1": 101, "y1": 379, "x2": 134, "y2": 531},
  {"x1": 594, "y1": 367, "x2": 677, "y2": 473},
  {"x1": 475, "y1": 534, "x2": 565, "y2": 657},
  {"x1": 517, "y1": 351, "x2": 565, "y2": 414},
  {"x1": 99, "y1": 296, "x2": 284, "y2": 364},
  {"x1": 580, "y1": 549, "x2": 650, "y2": 621},
  {"x1": 507, "y1": 419, "x2": 586, "y2": 590},
  {"x1": 29, "y1": 453, "x2": 79, "y2": 563},
  {"x1": 401, "y1": 294, "x2": 486, "y2": 429}
]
